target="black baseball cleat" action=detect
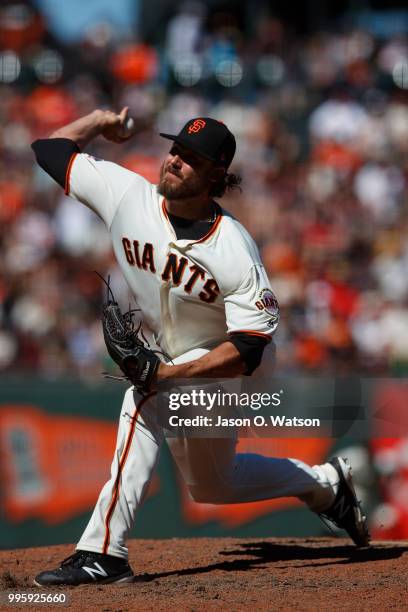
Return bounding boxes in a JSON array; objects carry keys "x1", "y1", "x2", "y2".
[
  {"x1": 33, "y1": 550, "x2": 134, "y2": 587},
  {"x1": 319, "y1": 457, "x2": 370, "y2": 548}
]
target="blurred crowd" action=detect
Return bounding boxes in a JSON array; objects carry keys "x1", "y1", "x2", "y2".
[{"x1": 0, "y1": 0, "x2": 407, "y2": 380}]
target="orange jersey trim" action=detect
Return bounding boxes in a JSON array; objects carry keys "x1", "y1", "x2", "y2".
[
  {"x1": 102, "y1": 391, "x2": 156, "y2": 555},
  {"x1": 228, "y1": 330, "x2": 272, "y2": 342},
  {"x1": 64, "y1": 152, "x2": 78, "y2": 195},
  {"x1": 194, "y1": 208, "x2": 222, "y2": 244},
  {"x1": 161, "y1": 198, "x2": 170, "y2": 223},
  {"x1": 161, "y1": 200, "x2": 223, "y2": 244}
]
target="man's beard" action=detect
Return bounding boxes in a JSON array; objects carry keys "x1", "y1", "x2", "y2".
[{"x1": 158, "y1": 164, "x2": 206, "y2": 200}]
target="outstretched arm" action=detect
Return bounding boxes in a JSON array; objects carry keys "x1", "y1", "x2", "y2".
[
  {"x1": 31, "y1": 107, "x2": 141, "y2": 218},
  {"x1": 31, "y1": 107, "x2": 136, "y2": 189},
  {"x1": 49, "y1": 107, "x2": 135, "y2": 149}
]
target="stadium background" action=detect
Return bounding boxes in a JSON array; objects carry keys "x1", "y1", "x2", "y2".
[{"x1": 0, "y1": 0, "x2": 407, "y2": 549}]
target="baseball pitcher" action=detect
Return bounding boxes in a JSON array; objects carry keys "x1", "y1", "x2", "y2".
[{"x1": 31, "y1": 108, "x2": 369, "y2": 586}]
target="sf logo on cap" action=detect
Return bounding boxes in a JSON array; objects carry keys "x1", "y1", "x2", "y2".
[{"x1": 188, "y1": 119, "x2": 206, "y2": 133}]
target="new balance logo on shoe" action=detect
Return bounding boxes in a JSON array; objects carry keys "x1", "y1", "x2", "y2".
[{"x1": 82, "y1": 562, "x2": 109, "y2": 581}]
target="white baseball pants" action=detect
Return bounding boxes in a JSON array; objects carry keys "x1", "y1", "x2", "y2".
[{"x1": 77, "y1": 387, "x2": 339, "y2": 559}]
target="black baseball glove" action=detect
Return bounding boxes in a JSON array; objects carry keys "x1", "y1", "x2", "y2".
[{"x1": 99, "y1": 274, "x2": 161, "y2": 394}]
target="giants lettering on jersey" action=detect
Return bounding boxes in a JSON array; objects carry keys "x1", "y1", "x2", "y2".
[
  {"x1": 122, "y1": 238, "x2": 156, "y2": 272},
  {"x1": 122, "y1": 238, "x2": 219, "y2": 304}
]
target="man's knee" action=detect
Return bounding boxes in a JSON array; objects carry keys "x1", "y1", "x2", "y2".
[{"x1": 188, "y1": 484, "x2": 235, "y2": 504}]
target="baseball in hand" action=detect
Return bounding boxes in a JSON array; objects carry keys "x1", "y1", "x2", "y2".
[{"x1": 122, "y1": 117, "x2": 135, "y2": 137}]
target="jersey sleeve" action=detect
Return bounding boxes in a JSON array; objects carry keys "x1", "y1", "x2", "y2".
[
  {"x1": 31, "y1": 138, "x2": 80, "y2": 188},
  {"x1": 66, "y1": 153, "x2": 141, "y2": 228},
  {"x1": 228, "y1": 332, "x2": 269, "y2": 375},
  {"x1": 224, "y1": 264, "x2": 279, "y2": 341}
]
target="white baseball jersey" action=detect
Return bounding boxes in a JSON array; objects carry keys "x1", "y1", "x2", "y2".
[
  {"x1": 42, "y1": 150, "x2": 341, "y2": 563},
  {"x1": 66, "y1": 153, "x2": 279, "y2": 359}
]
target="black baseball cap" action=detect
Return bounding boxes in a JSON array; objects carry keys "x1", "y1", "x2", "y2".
[{"x1": 160, "y1": 117, "x2": 236, "y2": 168}]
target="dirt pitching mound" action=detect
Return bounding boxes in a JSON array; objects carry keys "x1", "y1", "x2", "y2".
[{"x1": 1, "y1": 538, "x2": 407, "y2": 611}]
